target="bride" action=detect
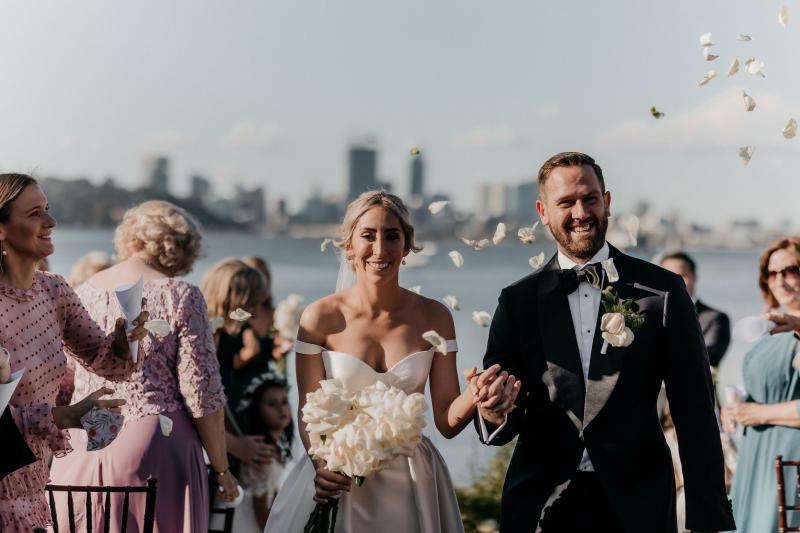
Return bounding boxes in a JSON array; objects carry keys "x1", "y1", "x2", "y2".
[{"x1": 265, "y1": 191, "x2": 516, "y2": 533}]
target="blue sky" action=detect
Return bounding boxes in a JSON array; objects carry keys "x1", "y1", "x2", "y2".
[{"x1": 0, "y1": 0, "x2": 798, "y2": 223}]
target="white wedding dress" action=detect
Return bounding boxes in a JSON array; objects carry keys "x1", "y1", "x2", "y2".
[{"x1": 264, "y1": 340, "x2": 465, "y2": 533}]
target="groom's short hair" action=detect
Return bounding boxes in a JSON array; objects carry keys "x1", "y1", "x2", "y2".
[{"x1": 537, "y1": 152, "x2": 605, "y2": 194}]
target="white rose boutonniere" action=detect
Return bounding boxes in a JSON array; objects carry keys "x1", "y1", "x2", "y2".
[{"x1": 600, "y1": 287, "x2": 644, "y2": 354}]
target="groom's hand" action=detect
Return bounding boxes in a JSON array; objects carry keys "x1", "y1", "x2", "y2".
[{"x1": 473, "y1": 365, "x2": 522, "y2": 427}]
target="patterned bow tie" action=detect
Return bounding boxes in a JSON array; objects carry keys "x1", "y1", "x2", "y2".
[{"x1": 560, "y1": 263, "x2": 602, "y2": 294}]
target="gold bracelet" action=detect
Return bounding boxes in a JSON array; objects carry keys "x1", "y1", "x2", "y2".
[{"x1": 214, "y1": 467, "x2": 230, "y2": 478}]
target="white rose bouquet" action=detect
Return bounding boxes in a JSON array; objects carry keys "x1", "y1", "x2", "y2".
[
  {"x1": 302, "y1": 379, "x2": 428, "y2": 532},
  {"x1": 273, "y1": 294, "x2": 305, "y2": 341}
]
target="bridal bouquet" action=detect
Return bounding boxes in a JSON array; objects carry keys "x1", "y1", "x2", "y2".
[{"x1": 302, "y1": 379, "x2": 427, "y2": 532}]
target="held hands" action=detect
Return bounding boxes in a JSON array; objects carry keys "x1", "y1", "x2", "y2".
[
  {"x1": 312, "y1": 458, "x2": 352, "y2": 504},
  {"x1": 463, "y1": 364, "x2": 522, "y2": 427},
  {"x1": 52, "y1": 387, "x2": 126, "y2": 430}
]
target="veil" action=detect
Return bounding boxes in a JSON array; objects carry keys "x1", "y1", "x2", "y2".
[{"x1": 335, "y1": 251, "x2": 357, "y2": 293}]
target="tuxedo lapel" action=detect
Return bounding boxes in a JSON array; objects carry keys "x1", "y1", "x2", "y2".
[
  {"x1": 583, "y1": 245, "x2": 630, "y2": 429},
  {"x1": 538, "y1": 255, "x2": 585, "y2": 431}
]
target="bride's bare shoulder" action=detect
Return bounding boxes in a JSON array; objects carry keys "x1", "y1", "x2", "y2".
[
  {"x1": 406, "y1": 292, "x2": 454, "y2": 335},
  {"x1": 299, "y1": 293, "x2": 347, "y2": 340}
]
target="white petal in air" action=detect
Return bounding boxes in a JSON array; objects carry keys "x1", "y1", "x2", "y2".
[
  {"x1": 742, "y1": 90, "x2": 757, "y2": 112},
  {"x1": 320, "y1": 238, "x2": 332, "y2": 252},
  {"x1": 783, "y1": 118, "x2": 797, "y2": 139},
  {"x1": 736, "y1": 34, "x2": 752, "y2": 41},
  {"x1": 727, "y1": 59, "x2": 740, "y2": 77},
  {"x1": 143, "y1": 319, "x2": 171, "y2": 337},
  {"x1": 492, "y1": 223, "x2": 507, "y2": 245},
  {"x1": 472, "y1": 311, "x2": 492, "y2": 328},
  {"x1": 528, "y1": 252, "x2": 545, "y2": 270},
  {"x1": 739, "y1": 146, "x2": 754, "y2": 165},
  {"x1": 442, "y1": 295, "x2": 460, "y2": 311},
  {"x1": 745, "y1": 58, "x2": 765, "y2": 77},
  {"x1": 699, "y1": 32, "x2": 714, "y2": 47},
  {"x1": 697, "y1": 70, "x2": 717, "y2": 87},
  {"x1": 422, "y1": 330, "x2": 448, "y2": 355},
  {"x1": 410, "y1": 147, "x2": 421, "y2": 156},
  {"x1": 625, "y1": 215, "x2": 640, "y2": 247},
  {"x1": 703, "y1": 47, "x2": 719, "y2": 61},
  {"x1": 210, "y1": 316, "x2": 225, "y2": 331},
  {"x1": 780, "y1": 5, "x2": 790, "y2": 28},
  {"x1": 229, "y1": 308, "x2": 252, "y2": 322},
  {"x1": 159, "y1": 414, "x2": 174, "y2": 437},
  {"x1": 461, "y1": 237, "x2": 490, "y2": 251},
  {"x1": 602, "y1": 258, "x2": 620, "y2": 283},
  {"x1": 428, "y1": 200, "x2": 450, "y2": 215},
  {"x1": 517, "y1": 222, "x2": 539, "y2": 244},
  {"x1": 408, "y1": 285, "x2": 422, "y2": 295},
  {"x1": 448, "y1": 251, "x2": 464, "y2": 268}
]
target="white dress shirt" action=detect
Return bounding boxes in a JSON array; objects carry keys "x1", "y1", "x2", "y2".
[{"x1": 479, "y1": 243, "x2": 610, "y2": 474}]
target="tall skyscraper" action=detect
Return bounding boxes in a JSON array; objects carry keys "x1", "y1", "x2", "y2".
[
  {"x1": 190, "y1": 174, "x2": 211, "y2": 204},
  {"x1": 475, "y1": 183, "x2": 509, "y2": 220},
  {"x1": 142, "y1": 155, "x2": 169, "y2": 196},
  {"x1": 347, "y1": 146, "x2": 377, "y2": 201},
  {"x1": 409, "y1": 155, "x2": 424, "y2": 200},
  {"x1": 514, "y1": 181, "x2": 539, "y2": 224}
]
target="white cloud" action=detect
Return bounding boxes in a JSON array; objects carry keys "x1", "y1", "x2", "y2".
[
  {"x1": 595, "y1": 87, "x2": 798, "y2": 152},
  {"x1": 452, "y1": 125, "x2": 518, "y2": 148},
  {"x1": 221, "y1": 121, "x2": 283, "y2": 149}
]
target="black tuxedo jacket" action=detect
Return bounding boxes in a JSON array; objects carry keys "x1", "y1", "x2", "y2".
[
  {"x1": 475, "y1": 245, "x2": 735, "y2": 533},
  {"x1": 695, "y1": 299, "x2": 731, "y2": 368}
]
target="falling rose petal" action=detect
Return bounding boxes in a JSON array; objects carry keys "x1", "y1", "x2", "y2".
[
  {"x1": 229, "y1": 308, "x2": 252, "y2": 322},
  {"x1": 410, "y1": 147, "x2": 421, "y2": 156},
  {"x1": 727, "y1": 59, "x2": 740, "y2": 77},
  {"x1": 602, "y1": 258, "x2": 620, "y2": 283},
  {"x1": 517, "y1": 222, "x2": 539, "y2": 244},
  {"x1": 529, "y1": 252, "x2": 545, "y2": 270},
  {"x1": 625, "y1": 215, "x2": 640, "y2": 248},
  {"x1": 492, "y1": 222, "x2": 507, "y2": 245},
  {"x1": 320, "y1": 238, "x2": 332, "y2": 252},
  {"x1": 422, "y1": 330, "x2": 448, "y2": 355},
  {"x1": 783, "y1": 118, "x2": 797, "y2": 139},
  {"x1": 780, "y1": 5, "x2": 790, "y2": 28},
  {"x1": 745, "y1": 58, "x2": 765, "y2": 78},
  {"x1": 739, "y1": 146, "x2": 754, "y2": 164},
  {"x1": 448, "y1": 251, "x2": 464, "y2": 268},
  {"x1": 461, "y1": 237, "x2": 490, "y2": 251},
  {"x1": 471, "y1": 311, "x2": 492, "y2": 328},
  {"x1": 143, "y1": 319, "x2": 171, "y2": 337},
  {"x1": 428, "y1": 200, "x2": 450, "y2": 215},
  {"x1": 210, "y1": 316, "x2": 225, "y2": 331},
  {"x1": 650, "y1": 106, "x2": 664, "y2": 119},
  {"x1": 442, "y1": 295, "x2": 460, "y2": 311},
  {"x1": 736, "y1": 34, "x2": 752, "y2": 41},
  {"x1": 697, "y1": 70, "x2": 717, "y2": 87},
  {"x1": 699, "y1": 32, "x2": 714, "y2": 47},
  {"x1": 159, "y1": 414, "x2": 174, "y2": 437},
  {"x1": 742, "y1": 90, "x2": 757, "y2": 112},
  {"x1": 703, "y1": 47, "x2": 719, "y2": 61},
  {"x1": 408, "y1": 285, "x2": 422, "y2": 295}
]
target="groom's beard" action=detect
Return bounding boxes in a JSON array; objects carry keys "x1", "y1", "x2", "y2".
[{"x1": 548, "y1": 214, "x2": 609, "y2": 262}]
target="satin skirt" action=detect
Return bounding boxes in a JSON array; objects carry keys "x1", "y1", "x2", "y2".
[{"x1": 265, "y1": 437, "x2": 464, "y2": 533}]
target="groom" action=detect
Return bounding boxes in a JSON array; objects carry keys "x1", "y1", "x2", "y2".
[{"x1": 474, "y1": 152, "x2": 735, "y2": 532}]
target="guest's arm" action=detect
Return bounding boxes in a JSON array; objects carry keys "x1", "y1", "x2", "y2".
[{"x1": 728, "y1": 400, "x2": 800, "y2": 428}]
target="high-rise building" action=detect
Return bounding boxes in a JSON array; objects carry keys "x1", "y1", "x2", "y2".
[
  {"x1": 409, "y1": 155, "x2": 424, "y2": 200},
  {"x1": 475, "y1": 183, "x2": 508, "y2": 220},
  {"x1": 142, "y1": 155, "x2": 169, "y2": 196},
  {"x1": 347, "y1": 146, "x2": 377, "y2": 201},
  {"x1": 190, "y1": 174, "x2": 211, "y2": 204},
  {"x1": 514, "y1": 181, "x2": 539, "y2": 224}
]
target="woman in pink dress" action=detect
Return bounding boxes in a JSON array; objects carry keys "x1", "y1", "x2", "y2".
[
  {"x1": 0, "y1": 174, "x2": 147, "y2": 532},
  {"x1": 50, "y1": 200, "x2": 239, "y2": 532}
]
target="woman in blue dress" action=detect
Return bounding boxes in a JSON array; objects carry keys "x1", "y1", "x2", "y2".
[{"x1": 723, "y1": 237, "x2": 800, "y2": 532}]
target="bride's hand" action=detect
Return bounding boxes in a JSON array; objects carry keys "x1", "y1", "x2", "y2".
[{"x1": 312, "y1": 458, "x2": 351, "y2": 503}]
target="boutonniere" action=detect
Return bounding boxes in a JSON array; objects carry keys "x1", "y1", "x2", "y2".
[{"x1": 600, "y1": 286, "x2": 644, "y2": 354}]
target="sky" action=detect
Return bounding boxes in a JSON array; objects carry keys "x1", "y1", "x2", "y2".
[{"x1": 0, "y1": 0, "x2": 798, "y2": 224}]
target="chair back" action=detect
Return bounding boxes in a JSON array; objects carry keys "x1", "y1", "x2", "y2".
[
  {"x1": 45, "y1": 478, "x2": 157, "y2": 533},
  {"x1": 776, "y1": 455, "x2": 800, "y2": 533}
]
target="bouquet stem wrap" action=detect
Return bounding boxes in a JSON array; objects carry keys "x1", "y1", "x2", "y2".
[{"x1": 303, "y1": 499, "x2": 339, "y2": 533}]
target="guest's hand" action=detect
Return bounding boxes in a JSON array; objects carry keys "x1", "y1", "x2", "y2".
[
  {"x1": 0, "y1": 346, "x2": 10, "y2": 383},
  {"x1": 765, "y1": 310, "x2": 800, "y2": 335},
  {"x1": 312, "y1": 458, "x2": 352, "y2": 503},
  {"x1": 728, "y1": 402, "x2": 767, "y2": 427},
  {"x1": 720, "y1": 403, "x2": 737, "y2": 433},
  {"x1": 231, "y1": 435, "x2": 276, "y2": 465},
  {"x1": 112, "y1": 310, "x2": 150, "y2": 359},
  {"x1": 240, "y1": 328, "x2": 262, "y2": 363},
  {"x1": 216, "y1": 470, "x2": 240, "y2": 503},
  {"x1": 272, "y1": 335, "x2": 292, "y2": 362},
  {"x1": 52, "y1": 387, "x2": 126, "y2": 430}
]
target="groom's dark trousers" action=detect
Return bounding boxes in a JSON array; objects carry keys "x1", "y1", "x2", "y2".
[
  {"x1": 538, "y1": 471, "x2": 621, "y2": 532},
  {"x1": 474, "y1": 245, "x2": 736, "y2": 533}
]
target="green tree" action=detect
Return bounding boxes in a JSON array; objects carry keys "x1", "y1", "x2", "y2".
[{"x1": 456, "y1": 442, "x2": 514, "y2": 533}]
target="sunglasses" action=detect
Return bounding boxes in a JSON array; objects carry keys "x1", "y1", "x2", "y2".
[{"x1": 767, "y1": 265, "x2": 800, "y2": 281}]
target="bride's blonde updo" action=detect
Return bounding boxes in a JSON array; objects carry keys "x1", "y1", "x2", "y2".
[{"x1": 335, "y1": 190, "x2": 423, "y2": 254}]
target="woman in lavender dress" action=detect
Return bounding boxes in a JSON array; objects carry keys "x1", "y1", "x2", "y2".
[
  {"x1": 0, "y1": 174, "x2": 146, "y2": 532},
  {"x1": 50, "y1": 201, "x2": 239, "y2": 532}
]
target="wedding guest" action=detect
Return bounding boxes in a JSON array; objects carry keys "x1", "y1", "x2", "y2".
[
  {"x1": 242, "y1": 255, "x2": 271, "y2": 291},
  {"x1": 68, "y1": 250, "x2": 113, "y2": 288},
  {"x1": 201, "y1": 258, "x2": 276, "y2": 466},
  {"x1": 722, "y1": 237, "x2": 800, "y2": 532},
  {"x1": 231, "y1": 372, "x2": 293, "y2": 531},
  {"x1": 0, "y1": 173, "x2": 146, "y2": 532},
  {"x1": 660, "y1": 250, "x2": 731, "y2": 367},
  {"x1": 50, "y1": 200, "x2": 238, "y2": 532},
  {"x1": 240, "y1": 255, "x2": 287, "y2": 379}
]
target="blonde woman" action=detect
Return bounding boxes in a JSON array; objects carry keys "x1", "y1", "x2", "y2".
[
  {"x1": 50, "y1": 201, "x2": 238, "y2": 533},
  {"x1": 265, "y1": 191, "x2": 513, "y2": 533}
]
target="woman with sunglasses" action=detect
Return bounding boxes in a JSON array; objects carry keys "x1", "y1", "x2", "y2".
[{"x1": 722, "y1": 237, "x2": 800, "y2": 532}]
